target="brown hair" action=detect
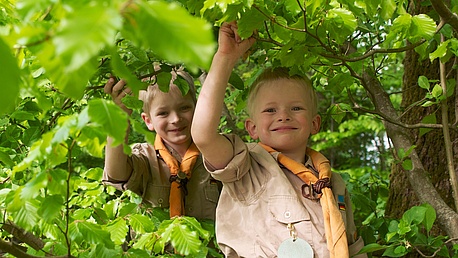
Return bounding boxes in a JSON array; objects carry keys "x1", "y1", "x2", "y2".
[
  {"x1": 246, "y1": 67, "x2": 317, "y2": 116},
  {"x1": 140, "y1": 68, "x2": 196, "y2": 114}
]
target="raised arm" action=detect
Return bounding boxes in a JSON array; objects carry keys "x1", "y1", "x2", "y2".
[
  {"x1": 103, "y1": 77, "x2": 133, "y2": 181},
  {"x1": 192, "y1": 22, "x2": 255, "y2": 169}
]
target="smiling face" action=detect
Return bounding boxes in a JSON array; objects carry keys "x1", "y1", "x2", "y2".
[
  {"x1": 245, "y1": 78, "x2": 321, "y2": 159},
  {"x1": 142, "y1": 85, "x2": 195, "y2": 153}
]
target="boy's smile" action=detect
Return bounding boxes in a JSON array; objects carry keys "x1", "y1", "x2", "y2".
[{"x1": 245, "y1": 78, "x2": 321, "y2": 162}]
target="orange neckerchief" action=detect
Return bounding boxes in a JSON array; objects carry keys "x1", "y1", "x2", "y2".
[
  {"x1": 154, "y1": 135, "x2": 200, "y2": 218},
  {"x1": 258, "y1": 143, "x2": 349, "y2": 258}
]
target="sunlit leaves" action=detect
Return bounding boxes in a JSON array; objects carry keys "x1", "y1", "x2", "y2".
[
  {"x1": 38, "y1": 194, "x2": 64, "y2": 223},
  {"x1": 0, "y1": 37, "x2": 20, "y2": 115},
  {"x1": 157, "y1": 217, "x2": 207, "y2": 256},
  {"x1": 69, "y1": 221, "x2": 114, "y2": 248},
  {"x1": 129, "y1": 214, "x2": 157, "y2": 234},
  {"x1": 386, "y1": 14, "x2": 436, "y2": 46},
  {"x1": 53, "y1": 3, "x2": 122, "y2": 72},
  {"x1": 324, "y1": 8, "x2": 357, "y2": 44},
  {"x1": 122, "y1": 0, "x2": 215, "y2": 71},
  {"x1": 380, "y1": 0, "x2": 396, "y2": 20},
  {"x1": 87, "y1": 99, "x2": 128, "y2": 147},
  {"x1": 106, "y1": 217, "x2": 128, "y2": 245}
]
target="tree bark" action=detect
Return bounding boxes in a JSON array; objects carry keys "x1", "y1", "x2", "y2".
[{"x1": 383, "y1": 1, "x2": 458, "y2": 242}]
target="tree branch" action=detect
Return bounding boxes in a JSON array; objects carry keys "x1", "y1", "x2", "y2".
[
  {"x1": 2, "y1": 222, "x2": 44, "y2": 251},
  {"x1": 430, "y1": 0, "x2": 458, "y2": 32},
  {"x1": 439, "y1": 33, "x2": 458, "y2": 211}
]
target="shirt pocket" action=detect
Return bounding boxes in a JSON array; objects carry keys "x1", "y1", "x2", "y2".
[
  {"x1": 204, "y1": 180, "x2": 221, "y2": 203},
  {"x1": 269, "y1": 195, "x2": 311, "y2": 224},
  {"x1": 143, "y1": 184, "x2": 170, "y2": 208}
]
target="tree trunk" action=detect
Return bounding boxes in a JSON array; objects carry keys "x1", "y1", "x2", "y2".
[{"x1": 385, "y1": 0, "x2": 457, "y2": 224}]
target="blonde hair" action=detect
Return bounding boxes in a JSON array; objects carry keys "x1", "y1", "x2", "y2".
[
  {"x1": 246, "y1": 67, "x2": 317, "y2": 116},
  {"x1": 140, "y1": 68, "x2": 196, "y2": 114}
]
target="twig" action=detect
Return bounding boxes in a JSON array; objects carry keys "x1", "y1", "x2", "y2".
[{"x1": 439, "y1": 33, "x2": 458, "y2": 211}]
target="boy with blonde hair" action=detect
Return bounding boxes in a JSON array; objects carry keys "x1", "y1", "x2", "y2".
[
  {"x1": 191, "y1": 22, "x2": 366, "y2": 257},
  {"x1": 103, "y1": 68, "x2": 220, "y2": 220}
]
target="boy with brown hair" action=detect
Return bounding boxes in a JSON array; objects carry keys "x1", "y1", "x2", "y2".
[
  {"x1": 191, "y1": 22, "x2": 366, "y2": 257},
  {"x1": 103, "y1": 68, "x2": 220, "y2": 220}
]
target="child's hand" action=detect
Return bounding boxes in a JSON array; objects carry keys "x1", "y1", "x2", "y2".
[
  {"x1": 217, "y1": 21, "x2": 256, "y2": 62},
  {"x1": 104, "y1": 76, "x2": 133, "y2": 115}
]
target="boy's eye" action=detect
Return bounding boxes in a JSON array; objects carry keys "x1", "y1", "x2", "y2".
[
  {"x1": 292, "y1": 106, "x2": 304, "y2": 111},
  {"x1": 157, "y1": 111, "x2": 168, "y2": 116},
  {"x1": 180, "y1": 105, "x2": 192, "y2": 111},
  {"x1": 263, "y1": 108, "x2": 276, "y2": 113}
]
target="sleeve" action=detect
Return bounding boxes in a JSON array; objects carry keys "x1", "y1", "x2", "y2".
[
  {"x1": 203, "y1": 134, "x2": 270, "y2": 205},
  {"x1": 202, "y1": 134, "x2": 251, "y2": 183},
  {"x1": 102, "y1": 143, "x2": 157, "y2": 197}
]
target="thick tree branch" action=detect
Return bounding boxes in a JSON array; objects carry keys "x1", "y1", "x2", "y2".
[
  {"x1": 2, "y1": 222, "x2": 44, "y2": 251},
  {"x1": 431, "y1": 0, "x2": 458, "y2": 32}
]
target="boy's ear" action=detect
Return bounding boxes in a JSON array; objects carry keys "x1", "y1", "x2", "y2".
[
  {"x1": 245, "y1": 118, "x2": 259, "y2": 139},
  {"x1": 311, "y1": 114, "x2": 321, "y2": 135},
  {"x1": 141, "y1": 112, "x2": 155, "y2": 131}
]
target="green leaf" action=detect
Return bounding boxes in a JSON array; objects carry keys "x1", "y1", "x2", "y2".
[
  {"x1": 325, "y1": 8, "x2": 357, "y2": 44},
  {"x1": 401, "y1": 159, "x2": 412, "y2": 170},
  {"x1": 429, "y1": 39, "x2": 450, "y2": 61},
  {"x1": 410, "y1": 14, "x2": 436, "y2": 42},
  {"x1": 0, "y1": 150, "x2": 14, "y2": 167},
  {"x1": 422, "y1": 203, "x2": 436, "y2": 232},
  {"x1": 181, "y1": 216, "x2": 211, "y2": 241},
  {"x1": 431, "y1": 84, "x2": 443, "y2": 99},
  {"x1": 238, "y1": 8, "x2": 267, "y2": 39},
  {"x1": 156, "y1": 72, "x2": 173, "y2": 92},
  {"x1": 158, "y1": 218, "x2": 202, "y2": 256},
  {"x1": 419, "y1": 114, "x2": 436, "y2": 137},
  {"x1": 122, "y1": 1, "x2": 216, "y2": 71},
  {"x1": 106, "y1": 218, "x2": 128, "y2": 245},
  {"x1": 69, "y1": 221, "x2": 114, "y2": 248},
  {"x1": 77, "y1": 126, "x2": 106, "y2": 158},
  {"x1": 129, "y1": 214, "x2": 156, "y2": 234},
  {"x1": 386, "y1": 14, "x2": 411, "y2": 44},
  {"x1": 20, "y1": 171, "x2": 48, "y2": 200},
  {"x1": 380, "y1": 0, "x2": 396, "y2": 20},
  {"x1": 38, "y1": 194, "x2": 64, "y2": 223},
  {"x1": 358, "y1": 243, "x2": 388, "y2": 254},
  {"x1": 52, "y1": 2, "x2": 122, "y2": 72},
  {"x1": 109, "y1": 47, "x2": 148, "y2": 95},
  {"x1": 87, "y1": 99, "x2": 128, "y2": 147},
  {"x1": 118, "y1": 202, "x2": 138, "y2": 217},
  {"x1": 0, "y1": 37, "x2": 20, "y2": 115},
  {"x1": 229, "y1": 72, "x2": 245, "y2": 90},
  {"x1": 417, "y1": 75, "x2": 430, "y2": 90},
  {"x1": 13, "y1": 199, "x2": 40, "y2": 230}
]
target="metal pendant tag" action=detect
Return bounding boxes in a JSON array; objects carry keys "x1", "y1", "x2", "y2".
[{"x1": 278, "y1": 238, "x2": 314, "y2": 258}]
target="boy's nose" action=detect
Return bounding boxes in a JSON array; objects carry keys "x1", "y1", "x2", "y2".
[
  {"x1": 277, "y1": 110, "x2": 291, "y2": 121},
  {"x1": 170, "y1": 112, "x2": 182, "y2": 123}
]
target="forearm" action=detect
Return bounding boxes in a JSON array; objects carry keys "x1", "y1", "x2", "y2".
[
  {"x1": 192, "y1": 53, "x2": 238, "y2": 168},
  {"x1": 104, "y1": 128, "x2": 132, "y2": 181}
]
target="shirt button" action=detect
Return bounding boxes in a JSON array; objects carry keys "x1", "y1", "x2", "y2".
[
  {"x1": 284, "y1": 211, "x2": 291, "y2": 218},
  {"x1": 158, "y1": 198, "x2": 163, "y2": 204},
  {"x1": 188, "y1": 207, "x2": 193, "y2": 212}
]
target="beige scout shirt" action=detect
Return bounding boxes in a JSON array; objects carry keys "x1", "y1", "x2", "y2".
[
  {"x1": 205, "y1": 134, "x2": 366, "y2": 258},
  {"x1": 103, "y1": 143, "x2": 221, "y2": 220}
]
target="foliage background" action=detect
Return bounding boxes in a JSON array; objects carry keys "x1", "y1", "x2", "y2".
[{"x1": 0, "y1": 0, "x2": 457, "y2": 257}]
